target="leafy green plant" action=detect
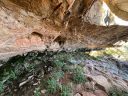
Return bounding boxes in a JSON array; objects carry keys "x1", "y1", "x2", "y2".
[
  {"x1": 46, "y1": 78, "x2": 59, "y2": 94},
  {"x1": 13, "y1": 63, "x2": 25, "y2": 76},
  {"x1": 60, "y1": 85, "x2": 72, "y2": 96},
  {"x1": 2, "y1": 69, "x2": 17, "y2": 83},
  {"x1": 34, "y1": 87, "x2": 41, "y2": 96},
  {"x1": 0, "y1": 68, "x2": 18, "y2": 94},
  {"x1": 53, "y1": 60, "x2": 65, "y2": 68},
  {"x1": 62, "y1": 65, "x2": 72, "y2": 72},
  {"x1": 72, "y1": 66, "x2": 86, "y2": 84},
  {"x1": 0, "y1": 82, "x2": 4, "y2": 93},
  {"x1": 51, "y1": 71, "x2": 64, "y2": 80},
  {"x1": 10, "y1": 70, "x2": 17, "y2": 80}
]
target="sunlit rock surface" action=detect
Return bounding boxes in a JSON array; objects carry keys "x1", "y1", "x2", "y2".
[
  {"x1": 0, "y1": 0, "x2": 128, "y2": 60},
  {"x1": 103, "y1": 0, "x2": 128, "y2": 21}
]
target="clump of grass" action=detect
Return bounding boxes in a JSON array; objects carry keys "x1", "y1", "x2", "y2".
[
  {"x1": 34, "y1": 87, "x2": 41, "y2": 96},
  {"x1": 60, "y1": 85, "x2": 72, "y2": 96},
  {"x1": 46, "y1": 78, "x2": 60, "y2": 94},
  {"x1": 53, "y1": 60, "x2": 65, "y2": 69},
  {"x1": 0, "y1": 68, "x2": 18, "y2": 94},
  {"x1": 62, "y1": 64, "x2": 72, "y2": 72},
  {"x1": 0, "y1": 82, "x2": 4, "y2": 93},
  {"x1": 51, "y1": 71, "x2": 64, "y2": 80},
  {"x1": 44, "y1": 71, "x2": 64, "y2": 94},
  {"x1": 72, "y1": 66, "x2": 86, "y2": 84}
]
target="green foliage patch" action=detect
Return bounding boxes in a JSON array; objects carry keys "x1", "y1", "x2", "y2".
[
  {"x1": 46, "y1": 78, "x2": 59, "y2": 94},
  {"x1": 34, "y1": 87, "x2": 41, "y2": 96},
  {"x1": 60, "y1": 85, "x2": 72, "y2": 96},
  {"x1": 0, "y1": 50, "x2": 89, "y2": 95},
  {"x1": 72, "y1": 66, "x2": 86, "y2": 84}
]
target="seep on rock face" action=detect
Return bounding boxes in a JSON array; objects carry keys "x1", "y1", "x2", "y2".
[{"x1": 0, "y1": 0, "x2": 128, "y2": 59}]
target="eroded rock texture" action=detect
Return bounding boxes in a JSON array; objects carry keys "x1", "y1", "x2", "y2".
[
  {"x1": 104, "y1": 0, "x2": 128, "y2": 20},
  {"x1": 0, "y1": 0, "x2": 128, "y2": 59}
]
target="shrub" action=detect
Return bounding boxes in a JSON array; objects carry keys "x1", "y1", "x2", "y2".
[
  {"x1": 60, "y1": 85, "x2": 72, "y2": 96},
  {"x1": 46, "y1": 78, "x2": 59, "y2": 94},
  {"x1": 62, "y1": 65, "x2": 72, "y2": 72},
  {"x1": 53, "y1": 60, "x2": 65, "y2": 68},
  {"x1": 34, "y1": 87, "x2": 41, "y2": 96},
  {"x1": 51, "y1": 71, "x2": 64, "y2": 80},
  {"x1": 72, "y1": 66, "x2": 86, "y2": 84},
  {"x1": 0, "y1": 82, "x2": 4, "y2": 93}
]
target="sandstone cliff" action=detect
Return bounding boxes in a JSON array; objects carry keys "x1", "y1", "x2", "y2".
[{"x1": 0, "y1": 0, "x2": 128, "y2": 59}]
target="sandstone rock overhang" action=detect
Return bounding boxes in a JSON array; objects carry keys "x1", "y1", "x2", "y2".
[
  {"x1": 0, "y1": 0, "x2": 128, "y2": 60},
  {"x1": 103, "y1": 0, "x2": 128, "y2": 21}
]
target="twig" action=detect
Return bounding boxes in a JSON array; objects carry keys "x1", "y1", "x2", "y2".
[{"x1": 19, "y1": 75, "x2": 33, "y2": 87}]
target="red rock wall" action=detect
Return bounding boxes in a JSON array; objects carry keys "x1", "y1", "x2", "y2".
[{"x1": 0, "y1": 0, "x2": 128, "y2": 60}]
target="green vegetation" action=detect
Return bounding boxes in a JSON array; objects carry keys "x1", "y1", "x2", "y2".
[
  {"x1": 0, "y1": 82, "x2": 4, "y2": 93},
  {"x1": 1, "y1": 49, "x2": 128, "y2": 96},
  {"x1": 0, "y1": 68, "x2": 18, "y2": 93},
  {"x1": 0, "y1": 57, "x2": 41, "y2": 94},
  {"x1": 46, "y1": 78, "x2": 59, "y2": 94},
  {"x1": 40, "y1": 51, "x2": 88, "y2": 95},
  {"x1": 0, "y1": 52, "x2": 44, "y2": 94},
  {"x1": 34, "y1": 87, "x2": 41, "y2": 96},
  {"x1": 42, "y1": 63, "x2": 87, "y2": 95},
  {"x1": 53, "y1": 60, "x2": 65, "y2": 69},
  {"x1": 1, "y1": 47, "x2": 128, "y2": 96},
  {"x1": 43, "y1": 70, "x2": 69, "y2": 95},
  {"x1": 0, "y1": 51, "x2": 88, "y2": 95},
  {"x1": 60, "y1": 85, "x2": 72, "y2": 96},
  {"x1": 72, "y1": 66, "x2": 86, "y2": 84},
  {"x1": 51, "y1": 71, "x2": 64, "y2": 80},
  {"x1": 62, "y1": 64, "x2": 72, "y2": 72},
  {"x1": 44, "y1": 78, "x2": 72, "y2": 96}
]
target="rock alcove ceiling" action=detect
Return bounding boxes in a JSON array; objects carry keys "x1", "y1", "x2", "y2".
[{"x1": 0, "y1": 0, "x2": 128, "y2": 60}]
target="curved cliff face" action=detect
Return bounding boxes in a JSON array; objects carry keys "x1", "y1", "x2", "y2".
[
  {"x1": 104, "y1": 0, "x2": 128, "y2": 21},
  {"x1": 0, "y1": 0, "x2": 128, "y2": 59}
]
